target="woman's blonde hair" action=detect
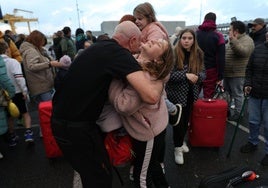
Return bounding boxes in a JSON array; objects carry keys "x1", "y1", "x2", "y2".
[
  {"x1": 142, "y1": 40, "x2": 174, "y2": 80},
  {"x1": 174, "y1": 28, "x2": 204, "y2": 74}
]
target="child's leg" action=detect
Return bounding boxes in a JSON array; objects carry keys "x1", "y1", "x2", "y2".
[
  {"x1": 165, "y1": 98, "x2": 182, "y2": 126},
  {"x1": 165, "y1": 98, "x2": 176, "y2": 114}
]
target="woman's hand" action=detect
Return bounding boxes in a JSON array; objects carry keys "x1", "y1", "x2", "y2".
[
  {"x1": 50, "y1": 60, "x2": 63, "y2": 68},
  {"x1": 186, "y1": 73, "x2": 198, "y2": 84}
]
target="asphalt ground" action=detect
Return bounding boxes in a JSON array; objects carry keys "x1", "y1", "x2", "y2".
[{"x1": 0, "y1": 100, "x2": 267, "y2": 188}]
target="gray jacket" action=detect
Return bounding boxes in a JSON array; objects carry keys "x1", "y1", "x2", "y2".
[
  {"x1": 224, "y1": 33, "x2": 254, "y2": 78},
  {"x1": 20, "y1": 42, "x2": 54, "y2": 96}
]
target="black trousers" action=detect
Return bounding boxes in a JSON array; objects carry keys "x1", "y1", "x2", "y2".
[
  {"x1": 173, "y1": 91, "x2": 194, "y2": 147},
  {"x1": 51, "y1": 118, "x2": 112, "y2": 188},
  {"x1": 133, "y1": 129, "x2": 169, "y2": 188}
]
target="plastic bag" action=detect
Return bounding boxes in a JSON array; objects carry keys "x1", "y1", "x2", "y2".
[{"x1": 104, "y1": 128, "x2": 134, "y2": 167}]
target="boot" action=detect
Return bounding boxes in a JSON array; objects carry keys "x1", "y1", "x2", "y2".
[{"x1": 174, "y1": 147, "x2": 184, "y2": 164}]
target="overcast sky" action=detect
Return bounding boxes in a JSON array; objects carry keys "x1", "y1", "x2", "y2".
[{"x1": 0, "y1": 0, "x2": 267, "y2": 35}]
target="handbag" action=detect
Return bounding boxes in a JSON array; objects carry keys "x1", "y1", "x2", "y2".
[{"x1": 0, "y1": 89, "x2": 20, "y2": 118}]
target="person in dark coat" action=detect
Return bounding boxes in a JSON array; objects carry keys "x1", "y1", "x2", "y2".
[
  {"x1": 240, "y1": 31, "x2": 268, "y2": 166},
  {"x1": 248, "y1": 18, "x2": 267, "y2": 46}
]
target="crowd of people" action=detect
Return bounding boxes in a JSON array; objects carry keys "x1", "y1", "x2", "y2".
[{"x1": 0, "y1": 1, "x2": 268, "y2": 187}]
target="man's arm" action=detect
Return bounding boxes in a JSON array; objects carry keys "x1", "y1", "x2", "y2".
[{"x1": 126, "y1": 71, "x2": 164, "y2": 104}]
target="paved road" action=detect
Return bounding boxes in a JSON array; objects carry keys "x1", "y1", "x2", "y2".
[{"x1": 0, "y1": 101, "x2": 267, "y2": 188}]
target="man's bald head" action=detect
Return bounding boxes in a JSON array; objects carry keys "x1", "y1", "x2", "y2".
[{"x1": 112, "y1": 21, "x2": 141, "y2": 53}]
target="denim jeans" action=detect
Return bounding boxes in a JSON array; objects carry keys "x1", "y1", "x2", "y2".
[
  {"x1": 248, "y1": 97, "x2": 268, "y2": 154},
  {"x1": 32, "y1": 89, "x2": 55, "y2": 104},
  {"x1": 224, "y1": 77, "x2": 244, "y2": 115},
  {"x1": 165, "y1": 98, "x2": 176, "y2": 113}
]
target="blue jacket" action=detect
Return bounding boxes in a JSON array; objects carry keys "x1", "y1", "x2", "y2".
[{"x1": 0, "y1": 56, "x2": 15, "y2": 134}]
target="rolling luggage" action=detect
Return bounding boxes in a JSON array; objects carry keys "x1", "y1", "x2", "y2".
[
  {"x1": 38, "y1": 100, "x2": 63, "y2": 158},
  {"x1": 189, "y1": 98, "x2": 227, "y2": 147}
]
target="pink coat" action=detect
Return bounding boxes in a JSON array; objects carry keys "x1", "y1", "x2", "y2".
[
  {"x1": 140, "y1": 22, "x2": 169, "y2": 43},
  {"x1": 109, "y1": 73, "x2": 168, "y2": 141}
]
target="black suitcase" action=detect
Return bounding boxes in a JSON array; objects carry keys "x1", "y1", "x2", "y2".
[{"x1": 199, "y1": 166, "x2": 268, "y2": 188}]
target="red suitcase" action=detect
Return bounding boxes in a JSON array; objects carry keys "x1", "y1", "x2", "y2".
[
  {"x1": 38, "y1": 100, "x2": 63, "y2": 158},
  {"x1": 188, "y1": 98, "x2": 228, "y2": 147}
]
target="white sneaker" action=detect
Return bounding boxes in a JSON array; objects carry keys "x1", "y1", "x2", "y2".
[
  {"x1": 174, "y1": 147, "x2": 184, "y2": 164},
  {"x1": 0, "y1": 152, "x2": 3, "y2": 159},
  {"x1": 182, "y1": 142, "x2": 189, "y2": 153},
  {"x1": 129, "y1": 165, "x2": 134, "y2": 181},
  {"x1": 160, "y1": 163, "x2": 165, "y2": 174}
]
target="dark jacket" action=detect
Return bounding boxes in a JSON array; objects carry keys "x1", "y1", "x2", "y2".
[
  {"x1": 196, "y1": 20, "x2": 225, "y2": 80},
  {"x1": 53, "y1": 37, "x2": 63, "y2": 60},
  {"x1": 249, "y1": 26, "x2": 267, "y2": 46},
  {"x1": 166, "y1": 51, "x2": 206, "y2": 107},
  {"x1": 244, "y1": 41, "x2": 268, "y2": 98},
  {"x1": 60, "y1": 36, "x2": 76, "y2": 61},
  {"x1": 75, "y1": 34, "x2": 87, "y2": 51}
]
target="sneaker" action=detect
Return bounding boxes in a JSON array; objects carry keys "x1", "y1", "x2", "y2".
[
  {"x1": 8, "y1": 133, "x2": 19, "y2": 147},
  {"x1": 240, "y1": 142, "x2": 258, "y2": 153},
  {"x1": 174, "y1": 147, "x2": 184, "y2": 165},
  {"x1": 261, "y1": 154, "x2": 268, "y2": 166},
  {"x1": 182, "y1": 142, "x2": 189, "y2": 153},
  {"x1": 160, "y1": 163, "x2": 165, "y2": 174},
  {"x1": 169, "y1": 104, "x2": 182, "y2": 126},
  {"x1": 24, "y1": 130, "x2": 34, "y2": 142},
  {"x1": 0, "y1": 152, "x2": 3, "y2": 159},
  {"x1": 129, "y1": 165, "x2": 134, "y2": 181},
  {"x1": 228, "y1": 113, "x2": 240, "y2": 121}
]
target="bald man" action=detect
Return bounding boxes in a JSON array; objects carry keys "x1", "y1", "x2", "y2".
[{"x1": 51, "y1": 21, "x2": 165, "y2": 188}]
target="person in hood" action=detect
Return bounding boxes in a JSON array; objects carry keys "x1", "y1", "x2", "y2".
[{"x1": 196, "y1": 12, "x2": 226, "y2": 99}]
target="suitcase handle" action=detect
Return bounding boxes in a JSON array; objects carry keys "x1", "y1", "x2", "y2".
[{"x1": 202, "y1": 98, "x2": 216, "y2": 103}]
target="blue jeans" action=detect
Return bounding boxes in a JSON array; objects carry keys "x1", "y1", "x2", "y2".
[
  {"x1": 32, "y1": 89, "x2": 55, "y2": 104},
  {"x1": 165, "y1": 98, "x2": 176, "y2": 113},
  {"x1": 224, "y1": 77, "x2": 244, "y2": 114},
  {"x1": 248, "y1": 97, "x2": 268, "y2": 154}
]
